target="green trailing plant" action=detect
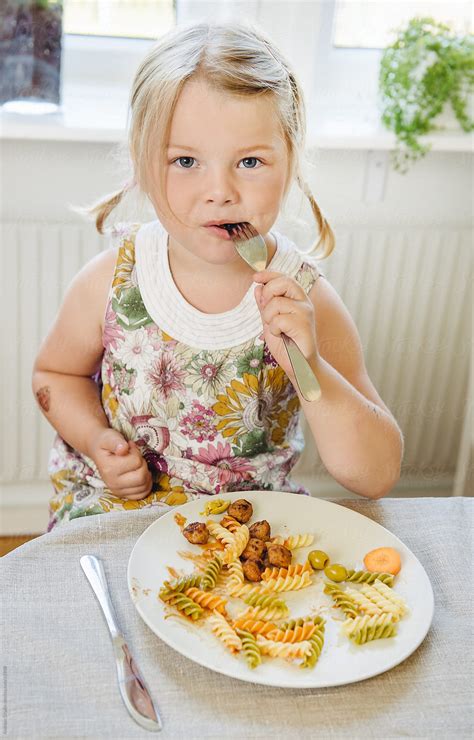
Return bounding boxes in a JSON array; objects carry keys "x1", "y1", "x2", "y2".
[{"x1": 378, "y1": 16, "x2": 474, "y2": 173}]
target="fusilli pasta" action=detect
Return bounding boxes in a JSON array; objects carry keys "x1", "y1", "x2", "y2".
[
  {"x1": 232, "y1": 618, "x2": 278, "y2": 636},
  {"x1": 217, "y1": 524, "x2": 250, "y2": 565},
  {"x1": 345, "y1": 570, "x2": 395, "y2": 586},
  {"x1": 235, "y1": 629, "x2": 262, "y2": 669},
  {"x1": 184, "y1": 587, "x2": 227, "y2": 615},
  {"x1": 344, "y1": 585, "x2": 383, "y2": 616},
  {"x1": 323, "y1": 582, "x2": 361, "y2": 619},
  {"x1": 342, "y1": 613, "x2": 397, "y2": 644},
  {"x1": 256, "y1": 636, "x2": 313, "y2": 660},
  {"x1": 219, "y1": 515, "x2": 241, "y2": 533},
  {"x1": 272, "y1": 533, "x2": 314, "y2": 549},
  {"x1": 261, "y1": 571, "x2": 312, "y2": 593},
  {"x1": 159, "y1": 591, "x2": 204, "y2": 620},
  {"x1": 201, "y1": 555, "x2": 222, "y2": 591},
  {"x1": 261, "y1": 563, "x2": 312, "y2": 581},
  {"x1": 158, "y1": 496, "x2": 410, "y2": 673},
  {"x1": 266, "y1": 623, "x2": 317, "y2": 643},
  {"x1": 359, "y1": 581, "x2": 407, "y2": 620},
  {"x1": 208, "y1": 610, "x2": 242, "y2": 653},
  {"x1": 161, "y1": 573, "x2": 202, "y2": 595},
  {"x1": 206, "y1": 520, "x2": 235, "y2": 546}
]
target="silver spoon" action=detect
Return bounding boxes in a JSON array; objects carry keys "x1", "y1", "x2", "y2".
[{"x1": 226, "y1": 222, "x2": 322, "y2": 402}]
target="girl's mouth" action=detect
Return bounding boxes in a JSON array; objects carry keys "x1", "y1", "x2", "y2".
[{"x1": 203, "y1": 223, "x2": 241, "y2": 241}]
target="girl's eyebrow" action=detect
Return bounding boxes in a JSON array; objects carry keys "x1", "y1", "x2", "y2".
[{"x1": 167, "y1": 144, "x2": 275, "y2": 152}]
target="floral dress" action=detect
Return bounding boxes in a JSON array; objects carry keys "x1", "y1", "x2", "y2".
[{"x1": 46, "y1": 219, "x2": 325, "y2": 531}]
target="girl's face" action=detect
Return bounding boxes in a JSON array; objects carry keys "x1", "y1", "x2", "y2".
[{"x1": 149, "y1": 78, "x2": 290, "y2": 267}]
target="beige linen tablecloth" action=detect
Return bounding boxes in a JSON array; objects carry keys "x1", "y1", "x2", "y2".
[{"x1": 1, "y1": 497, "x2": 472, "y2": 739}]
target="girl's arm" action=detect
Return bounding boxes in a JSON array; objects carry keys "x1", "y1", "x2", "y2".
[
  {"x1": 254, "y1": 271, "x2": 403, "y2": 499},
  {"x1": 31, "y1": 248, "x2": 117, "y2": 458},
  {"x1": 32, "y1": 247, "x2": 153, "y2": 499},
  {"x1": 296, "y1": 279, "x2": 403, "y2": 499}
]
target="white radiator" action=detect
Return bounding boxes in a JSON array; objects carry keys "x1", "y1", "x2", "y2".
[{"x1": 1, "y1": 220, "x2": 471, "y2": 531}]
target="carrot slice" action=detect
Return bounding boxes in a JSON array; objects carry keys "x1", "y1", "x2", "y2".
[{"x1": 363, "y1": 546, "x2": 401, "y2": 575}]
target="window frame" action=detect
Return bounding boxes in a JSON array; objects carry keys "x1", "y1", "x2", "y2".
[
  {"x1": 62, "y1": 0, "x2": 382, "y2": 113},
  {"x1": 310, "y1": 0, "x2": 384, "y2": 116},
  {"x1": 62, "y1": 33, "x2": 155, "y2": 90}
]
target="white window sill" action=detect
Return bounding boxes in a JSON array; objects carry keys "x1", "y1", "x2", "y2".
[{"x1": 1, "y1": 84, "x2": 472, "y2": 153}]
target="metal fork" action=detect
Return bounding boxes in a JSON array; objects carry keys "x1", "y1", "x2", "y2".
[{"x1": 227, "y1": 222, "x2": 322, "y2": 402}]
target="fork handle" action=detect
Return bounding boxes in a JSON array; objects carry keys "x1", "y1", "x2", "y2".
[{"x1": 282, "y1": 335, "x2": 322, "y2": 402}]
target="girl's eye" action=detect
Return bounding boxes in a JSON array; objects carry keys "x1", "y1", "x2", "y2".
[
  {"x1": 174, "y1": 156, "x2": 195, "y2": 168},
  {"x1": 171, "y1": 156, "x2": 263, "y2": 169},
  {"x1": 239, "y1": 157, "x2": 262, "y2": 169}
]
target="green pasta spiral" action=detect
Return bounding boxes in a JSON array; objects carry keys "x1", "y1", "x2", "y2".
[
  {"x1": 324, "y1": 582, "x2": 360, "y2": 618},
  {"x1": 276, "y1": 615, "x2": 326, "y2": 669},
  {"x1": 201, "y1": 555, "x2": 223, "y2": 591},
  {"x1": 301, "y1": 619, "x2": 326, "y2": 669},
  {"x1": 235, "y1": 629, "x2": 262, "y2": 669},
  {"x1": 345, "y1": 570, "x2": 395, "y2": 586},
  {"x1": 343, "y1": 614, "x2": 397, "y2": 644},
  {"x1": 160, "y1": 573, "x2": 202, "y2": 599},
  {"x1": 160, "y1": 592, "x2": 204, "y2": 620},
  {"x1": 279, "y1": 615, "x2": 325, "y2": 630},
  {"x1": 243, "y1": 592, "x2": 287, "y2": 611}
]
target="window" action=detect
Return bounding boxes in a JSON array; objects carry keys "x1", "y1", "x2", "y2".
[
  {"x1": 333, "y1": 0, "x2": 473, "y2": 49},
  {"x1": 64, "y1": 0, "x2": 176, "y2": 40},
  {"x1": 309, "y1": 0, "x2": 473, "y2": 118}
]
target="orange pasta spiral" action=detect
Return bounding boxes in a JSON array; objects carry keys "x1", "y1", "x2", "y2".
[
  {"x1": 184, "y1": 587, "x2": 227, "y2": 615},
  {"x1": 219, "y1": 515, "x2": 241, "y2": 533},
  {"x1": 232, "y1": 619, "x2": 277, "y2": 636},
  {"x1": 266, "y1": 623, "x2": 317, "y2": 643},
  {"x1": 261, "y1": 563, "x2": 312, "y2": 581}
]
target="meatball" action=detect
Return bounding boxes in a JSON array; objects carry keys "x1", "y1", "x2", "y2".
[
  {"x1": 240, "y1": 537, "x2": 266, "y2": 561},
  {"x1": 267, "y1": 543, "x2": 292, "y2": 568},
  {"x1": 227, "y1": 499, "x2": 253, "y2": 523},
  {"x1": 248, "y1": 520, "x2": 271, "y2": 541},
  {"x1": 242, "y1": 558, "x2": 264, "y2": 582},
  {"x1": 182, "y1": 522, "x2": 209, "y2": 545}
]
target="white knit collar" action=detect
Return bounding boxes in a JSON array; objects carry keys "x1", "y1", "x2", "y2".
[{"x1": 135, "y1": 219, "x2": 304, "y2": 349}]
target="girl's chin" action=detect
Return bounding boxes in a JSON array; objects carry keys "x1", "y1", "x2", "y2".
[{"x1": 200, "y1": 248, "x2": 242, "y2": 265}]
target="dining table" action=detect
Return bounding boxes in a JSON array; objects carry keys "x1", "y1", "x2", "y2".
[{"x1": 1, "y1": 496, "x2": 472, "y2": 739}]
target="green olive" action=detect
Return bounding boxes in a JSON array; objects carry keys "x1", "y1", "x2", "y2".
[
  {"x1": 307, "y1": 550, "x2": 330, "y2": 570},
  {"x1": 324, "y1": 563, "x2": 348, "y2": 582}
]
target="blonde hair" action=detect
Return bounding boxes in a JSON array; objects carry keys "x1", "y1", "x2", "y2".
[{"x1": 73, "y1": 20, "x2": 335, "y2": 260}]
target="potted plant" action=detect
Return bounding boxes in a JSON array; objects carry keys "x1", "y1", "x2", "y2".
[
  {"x1": 0, "y1": 0, "x2": 63, "y2": 112},
  {"x1": 378, "y1": 16, "x2": 474, "y2": 173}
]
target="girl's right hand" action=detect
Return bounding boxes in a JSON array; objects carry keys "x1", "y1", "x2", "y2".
[{"x1": 88, "y1": 429, "x2": 153, "y2": 500}]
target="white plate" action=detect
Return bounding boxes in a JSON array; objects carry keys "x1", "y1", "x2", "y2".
[{"x1": 127, "y1": 491, "x2": 434, "y2": 688}]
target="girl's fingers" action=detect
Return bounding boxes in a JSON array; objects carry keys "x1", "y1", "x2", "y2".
[
  {"x1": 260, "y1": 295, "x2": 298, "y2": 325},
  {"x1": 267, "y1": 313, "x2": 298, "y2": 338},
  {"x1": 113, "y1": 454, "x2": 144, "y2": 475},
  {"x1": 254, "y1": 272, "x2": 306, "y2": 303},
  {"x1": 117, "y1": 463, "x2": 151, "y2": 488},
  {"x1": 118, "y1": 486, "x2": 152, "y2": 499}
]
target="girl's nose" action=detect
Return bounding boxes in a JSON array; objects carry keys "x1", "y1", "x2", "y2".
[{"x1": 204, "y1": 167, "x2": 238, "y2": 203}]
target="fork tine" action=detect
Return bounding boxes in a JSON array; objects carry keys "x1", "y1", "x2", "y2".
[
  {"x1": 228, "y1": 221, "x2": 256, "y2": 243},
  {"x1": 239, "y1": 222, "x2": 258, "y2": 241},
  {"x1": 227, "y1": 222, "x2": 245, "y2": 241}
]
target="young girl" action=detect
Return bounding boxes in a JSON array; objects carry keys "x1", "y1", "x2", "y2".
[{"x1": 32, "y1": 21, "x2": 403, "y2": 531}]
